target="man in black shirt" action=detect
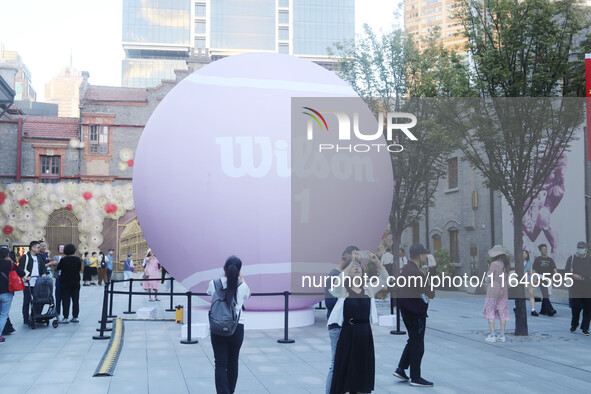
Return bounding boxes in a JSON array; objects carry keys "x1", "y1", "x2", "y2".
[
  {"x1": 324, "y1": 245, "x2": 357, "y2": 394},
  {"x1": 532, "y1": 243, "x2": 557, "y2": 316},
  {"x1": 565, "y1": 241, "x2": 591, "y2": 335},
  {"x1": 394, "y1": 243, "x2": 435, "y2": 388}
]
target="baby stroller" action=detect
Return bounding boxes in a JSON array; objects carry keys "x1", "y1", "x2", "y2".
[{"x1": 28, "y1": 276, "x2": 59, "y2": 329}]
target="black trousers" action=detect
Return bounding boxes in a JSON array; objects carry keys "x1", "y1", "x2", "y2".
[
  {"x1": 211, "y1": 324, "x2": 244, "y2": 394},
  {"x1": 106, "y1": 269, "x2": 112, "y2": 284},
  {"x1": 571, "y1": 298, "x2": 591, "y2": 331},
  {"x1": 22, "y1": 286, "x2": 34, "y2": 322},
  {"x1": 55, "y1": 275, "x2": 62, "y2": 315},
  {"x1": 398, "y1": 315, "x2": 426, "y2": 380},
  {"x1": 61, "y1": 284, "x2": 80, "y2": 319},
  {"x1": 540, "y1": 282, "x2": 556, "y2": 314}
]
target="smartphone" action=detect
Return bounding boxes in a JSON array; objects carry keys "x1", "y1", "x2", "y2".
[{"x1": 358, "y1": 250, "x2": 370, "y2": 259}]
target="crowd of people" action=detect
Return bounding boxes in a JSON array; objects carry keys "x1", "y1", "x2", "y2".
[{"x1": 0, "y1": 241, "x2": 164, "y2": 342}]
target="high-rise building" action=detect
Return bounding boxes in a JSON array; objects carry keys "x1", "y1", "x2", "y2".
[
  {"x1": 122, "y1": 0, "x2": 355, "y2": 88},
  {"x1": 0, "y1": 44, "x2": 37, "y2": 101},
  {"x1": 44, "y1": 67, "x2": 83, "y2": 118},
  {"x1": 122, "y1": 0, "x2": 191, "y2": 88},
  {"x1": 404, "y1": 0, "x2": 466, "y2": 52}
]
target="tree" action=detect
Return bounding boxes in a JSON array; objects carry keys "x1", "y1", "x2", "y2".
[
  {"x1": 454, "y1": 0, "x2": 591, "y2": 335},
  {"x1": 329, "y1": 23, "x2": 472, "y2": 281}
]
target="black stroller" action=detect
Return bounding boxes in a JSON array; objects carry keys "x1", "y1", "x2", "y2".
[{"x1": 28, "y1": 276, "x2": 59, "y2": 329}]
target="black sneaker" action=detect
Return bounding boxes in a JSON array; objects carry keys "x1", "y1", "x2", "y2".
[
  {"x1": 393, "y1": 368, "x2": 409, "y2": 381},
  {"x1": 548, "y1": 310, "x2": 557, "y2": 316},
  {"x1": 583, "y1": 330, "x2": 590, "y2": 336},
  {"x1": 410, "y1": 378, "x2": 433, "y2": 387},
  {"x1": 571, "y1": 326, "x2": 578, "y2": 333},
  {"x1": 531, "y1": 310, "x2": 539, "y2": 316}
]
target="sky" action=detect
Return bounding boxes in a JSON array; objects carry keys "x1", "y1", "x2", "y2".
[{"x1": 0, "y1": 0, "x2": 401, "y2": 102}]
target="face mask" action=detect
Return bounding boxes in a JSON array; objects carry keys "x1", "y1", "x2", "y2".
[{"x1": 577, "y1": 248, "x2": 586, "y2": 255}]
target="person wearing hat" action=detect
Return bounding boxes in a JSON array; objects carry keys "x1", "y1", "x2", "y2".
[
  {"x1": 483, "y1": 245, "x2": 511, "y2": 343},
  {"x1": 394, "y1": 243, "x2": 435, "y2": 387},
  {"x1": 565, "y1": 241, "x2": 591, "y2": 335},
  {"x1": 532, "y1": 243, "x2": 558, "y2": 316}
]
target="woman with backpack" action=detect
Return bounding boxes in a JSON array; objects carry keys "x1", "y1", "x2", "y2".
[{"x1": 207, "y1": 256, "x2": 251, "y2": 394}]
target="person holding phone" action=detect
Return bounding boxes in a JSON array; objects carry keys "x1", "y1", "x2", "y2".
[
  {"x1": 328, "y1": 250, "x2": 388, "y2": 394},
  {"x1": 142, "y1": 249, "x2": 161, "y2": 301}
]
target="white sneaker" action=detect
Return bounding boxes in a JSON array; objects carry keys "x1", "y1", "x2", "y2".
[
  {"x1": 497, "y1": 333, "x2": 506, "y2": 342},
  {"x1": 60, "y1": 318, "x2": 69, "y2": 324},
  {"x1": 485, "y1": 333, "x2": 496, "y2": 342}
]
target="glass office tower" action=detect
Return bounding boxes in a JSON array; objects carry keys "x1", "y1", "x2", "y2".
[
  {"x1": 122, "y1": 0, "x2": 191, "y2": 88},
  {"x1": 122, "y1": 0, "x2": 355, "y2": 87}
]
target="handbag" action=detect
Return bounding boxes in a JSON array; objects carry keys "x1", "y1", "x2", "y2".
[
  {"x1": 141, "y1": 271, "x2": 148, "y2": 280},
  {"x1": 8, "y1": 263, "x2": 25, "y2": 292}
]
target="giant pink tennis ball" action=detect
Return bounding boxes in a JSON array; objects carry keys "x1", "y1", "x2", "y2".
[{"x1": 133, "y1": 53, "x2": 392, "y2": 310}]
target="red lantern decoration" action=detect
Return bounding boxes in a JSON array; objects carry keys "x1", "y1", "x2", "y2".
[
  {"x1": 66, "y1": 204, "x2": 72, "y2": 210},
  {"x1": 127, "y1": 159, "x2": 134, "y2": 167},
  {"x1": 19, "y1": 199, "x2": 28, "y2": 206},
  {"x1": 3, "y1": 225, "x2": 13, "y2": 235},
  {"x1": 83, "y1": 191, "x2": 92, "y2": 200},
  {"x1": 0, "y1": 192, "x2": 6, "y2": 205},
  {"x1": 105, "y1": 202, "x2": 117, "y2": 214}
]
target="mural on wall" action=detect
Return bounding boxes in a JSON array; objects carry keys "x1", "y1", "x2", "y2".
[
  {"x1": 502, "y1": 130, "x2": 585, "y2": 268},
  {"x1": 0, "y1": 182, "x2": 135, "y2": 255}
]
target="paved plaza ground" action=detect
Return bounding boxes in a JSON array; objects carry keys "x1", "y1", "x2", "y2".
[{"x1": 1, "y1": 279, "x2": 590, "y2": 394}]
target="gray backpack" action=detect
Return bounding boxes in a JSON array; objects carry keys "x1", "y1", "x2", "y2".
[{"x1": 209, "y1": 279, "x2": 242, "y2": 336}]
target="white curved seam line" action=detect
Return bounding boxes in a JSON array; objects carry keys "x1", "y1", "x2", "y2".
[{"x1": 186, "y1": 74, "x2": 357, "y2": 95}]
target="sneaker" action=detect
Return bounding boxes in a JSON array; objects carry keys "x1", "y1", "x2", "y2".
[
  {"x1": 0, "y1": 336, "x2": 5, "y2": 343},
  {"x1": 393, "y1": 368, "x2": 409, "y2": 381},
  {"x1": 149, "y1": 298, "x2": 154, "y2": 302},
  {"x1": 60, "y1": 318, "x2": 69, "y2": 324},
  {"x1": 548, "y1": 310, "x2": 557, "y2": 316},
  {"x1": 410, "y1": 377, "x2": 433, "y2": 387},
  {"x1": 583, "y1": 330, "x2": 590, "y2": 336},
  {"x1": 71, "y1": 318, "x2": 79, "y2": 323},
  {"x1": 497, "y1": 333, "x2": 506, "y2": 343},
  {"x1": 485, "y1": 333, "x2": 497, "y2": 342},
  {"x1": 531, "y1": 310, "x2": 539, "y2": 316},
  {"x1": 571, "y1": 326, "x2": 578, "y2": 333}
]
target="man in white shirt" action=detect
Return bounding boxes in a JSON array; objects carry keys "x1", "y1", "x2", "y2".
[
  {"x1": 399, "y1": 248, "x2": 409, "y2": 270},
  {"x1": 18, "y1": 241, "x2": 48, "y2": 324}
]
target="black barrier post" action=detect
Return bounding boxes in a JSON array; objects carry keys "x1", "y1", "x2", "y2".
[
  {"x1": 123, "y1": 278, "x2": 135, "y2": 314},
  {"x1": 390, "y1": 290, "x2": 406, "y2": 335},
  {"x1": 181, "y1": 291, "x2": 198, "y2": 344},
  {"x1": 107, "y1": 280, "x2": 116, "y2": 319},
  {"x1": 277, "y1": 291, "x2": 295, "y2": 344},
  {"x1": 93, "y1": 283, "x2": 111, "y2": 340},
  {"x1": 166, "y1": 278, "x2": 175, "y2": 312},
  {"x1": 315, "y1": 301, "x2": 325, "y2": 310}
]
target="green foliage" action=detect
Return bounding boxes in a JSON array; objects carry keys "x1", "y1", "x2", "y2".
[
  {"x1": 457, "y1": 0, "x2": 591, "y2": 97},
  {"x1": 433, "y1": 248, "x2": 454, "y2": 278},
  {"x1": 328, "y1": 23, "x2": 470, "y2": 244}
]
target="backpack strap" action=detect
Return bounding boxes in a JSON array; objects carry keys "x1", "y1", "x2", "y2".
[{"x1": 214, "y1": 278, "x2": 223, "y2": 291}]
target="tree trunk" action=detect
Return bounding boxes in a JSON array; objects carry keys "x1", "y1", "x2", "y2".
[{"x1": 512, "y1": 207, "x2": 528, "y2": 336}]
